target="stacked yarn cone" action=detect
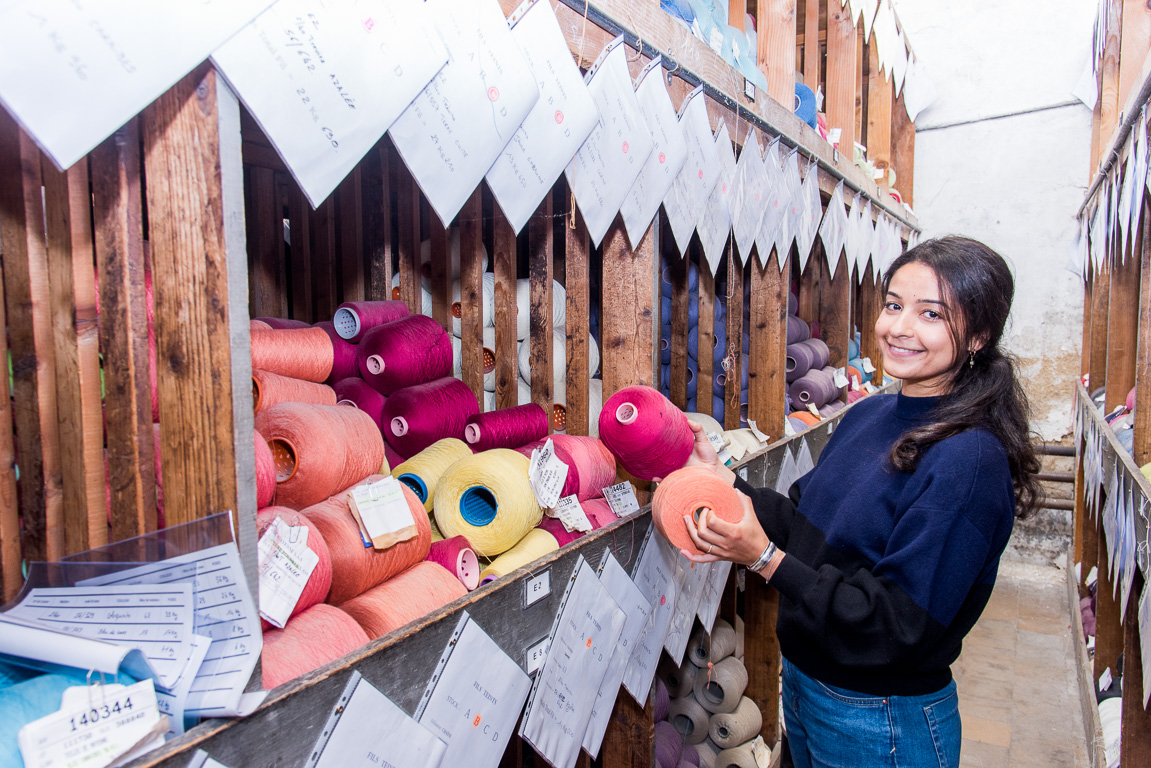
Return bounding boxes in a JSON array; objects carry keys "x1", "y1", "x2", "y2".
[{"x1": 655, "y1": 618, "x2": 759, "y2": 768}]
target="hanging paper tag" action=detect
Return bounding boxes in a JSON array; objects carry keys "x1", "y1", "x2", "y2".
[
  {"x1": 747, "y1": 420, "x2": 771, "y2": 444},
  {"x1": 833, "y1": 367, "x2": 849, "y2": 388},
  {"x1": 849, "y1": 373, "x2": 861, "y2": 391},
  {"x1": 861, "y1": 357, "x2": 877, "y2": 373},
  {"x1": 348, "y1": 476, "x2": 417, "y2": 551},
  {"x1": 552, "y1": 495, "x2": 593, "y2": 533},
  {"x1": 752, "y1": 735, "x2": 772, "y2": 767},
  {"x1": 604, "y1": 481, "x2": 640, "y2": 517},
  {"x1": 705, "y1": 432, "x2": 733, "y2": 464},
  {"x1": 529, "y1": 439, "x2": 569, "y2": 509},
  {"x1": 19, "y1": 679, "x2": 165, "y2": 768},
  {"x1": 827, "y1": 128, "x2": 842, "y2": 147},
  {"x1": 258, "y1": 518, "x2": 320, "y2": 629},
  {"x1": 807, "y1": 404, "x2": 821, "y2": 417},
  {"x1": 783, "y1": 419, "x2": 798, "y2": 437},
  {"x1": 863, "y1": 381, "x2": 878, "y2": 394}
]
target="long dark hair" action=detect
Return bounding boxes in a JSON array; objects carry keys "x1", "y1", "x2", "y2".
[{"x1": 881, "y1": 237, "x2": 1043, "y2": 519}]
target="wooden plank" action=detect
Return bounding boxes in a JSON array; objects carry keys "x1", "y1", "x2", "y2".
[
  {"x1": 600, "y1": 691, "x2": 654, "y2": 767},
  {"x1": 855, "y1": 26, "x2": 866, "y2": 151},
  {"x1": 42, "y1": 155, "x2": 106, "y2": 554},
  {"x1": 802, "y1": 0, "x2": 820, "y2": 91},
  {"x1": 1105, "y1": 227, "x2": 1140, "y2": 412},
  {"x1": 528, "y1": 194, "x2": 554, "y2": 419},
  {"x1": 1094, "y1": 518, "x2": 1123, "y2": 678},
  {"x1": 0, "y1": 256, "x2": 20, "y2": 599},
  {"x1": 760, "y1": 0, "x2": 799, "y2": 107},
  {"x1": 493, "y1": 209, "x2": 518, "y2": 411},
  {"x1": 248, "y1": 166, "x2": 283, "y2": 317},
  {"x1": 825, "y1": 0, "x2": 857, "y2": 153},
  {"x1": 339, "y1": 168, "x2": 366, "y2": 304},
  {"x1": 1089, "y1": 265, "x2": 1111, "y2": 393},
  {"x1": 90, "y1": 118, "x2": 157, "y2": 543},
  {"x1": 728, "y1": 0, "x2": 746, "y2": 27},
  {"x1": 1073, "y1": 441, "x2": 1089, "y2": 587},
  {"x1": 361, "y1": 143, "x2": 392, "y2": 302},
  {"x1": 748, "y1": 248, "x2": 789, "y2": 440},
  {"x1": 858, "y1": 268, "x2": 883, "y2": 380},
  {"x1": 311, "y1": 197, "x2": 337, "y2": 321},
  {"x1": 395, "y1": 143, "x2": 422, "y2": 315},
  {"x1": 459, "y1": 189, "x2": 485, "y2": 408},
  {"x1": 564, "y1": 198, "x2": 591, "y2": 436},
  {"x1": 1121, "y1": 574, "x2": 1151, "y2": 767},
  {"x1": 866, "y1": 42, "x2": 892, "y2": 193},
  {"x1": 287, "y1": 182, "x2": 314, "y2": 322},
  {"x1": 797, "y1": 244, "x2": 821, "y2": 325},
  {"x1": 745, "y1": 577, "x2": 781, "y2": 744},
  {"x1": 696, "y1": 242, "x2": 715, "y2": 418},
  {"x1": 817, "y1": 248, "x2": 851, "y2": 372},
  {"x1": 668, "y1": 218, "x2": 690, "y2": 409},
  {"x1": 143, "y1": 65, "x2": 246, "y2": 532},
  {"x1": 1099, "y1": 0, "x2": 1124, "y2": 166},
  {"x1": 1121, "y1": 0, "x2": 1151, "y2": 106},
  {"x1": 428, "y1": 216, "x2": 450, "y2": 330},
  {"x1": 891, "y1": 91, "x2": 915, "y2": 208},
  {"x1": 1137, "y1": 202, "x2": 1151, "y2": 464},
  {"x1": 724, "y1": 243, "x2": 744, "y2": 430}
]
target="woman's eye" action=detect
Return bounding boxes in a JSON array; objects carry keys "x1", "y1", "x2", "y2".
[
  {"x1": 923, "y1": 310, "x2": 941, "y2": 321},
  {"x1": 884, "y1": 301, "x2": 901, "y2": 312}
]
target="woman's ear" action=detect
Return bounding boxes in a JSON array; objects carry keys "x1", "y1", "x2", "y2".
[{"x1": 969, "y1": 332, "x2": 990, "y2": 355}]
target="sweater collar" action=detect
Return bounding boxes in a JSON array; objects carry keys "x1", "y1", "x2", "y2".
[{"x1": 894, "y1": 391, "x2": 943, "y2": 421}]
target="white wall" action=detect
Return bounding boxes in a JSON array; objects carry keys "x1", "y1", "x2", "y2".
[{"x1": 892, "y1": 0, "x2": 1095, "y2": 440}]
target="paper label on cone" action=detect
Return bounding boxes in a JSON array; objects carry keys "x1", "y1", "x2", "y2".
[
  {"x1": 833, "y1": 367, "x2": 849, "y2": 389},
  {"x1": 530, "y1": 438, "x2": 569, "y2": 509},
  {"x1": 257, "y1": 519, "x2": 319, "y2": 628},
  {"x1": 604, "y1": 481, "x2": 640, "y2": 517},
  {"x1": 861, "y1": 357, "x2": 877, "y2": 373},
  {"x1": 747, "y1": 420, "x2": 771, "y2": 444},
  {"x1": 349, "y1": 476, "x2": 417, "y2": 549},
  {"x1": 552, "y1": 495, "x2": 592, "y2": 533}
]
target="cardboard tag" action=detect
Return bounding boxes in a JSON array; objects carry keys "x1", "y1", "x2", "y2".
[
  {"x1": 348, "y1": 476, "x2": 418, "y2": 551},
  {"x1": 861, "y1": 357, "x2": 877, "y2": 373},
  {"x1": 747, "y1": 420, "x2": 770, "y2": 444},
  {"x1": 705, "y1": 432, "x2": 733, "y2": 464},
  {"x1": 833, "y1": 367, "x2": 849, "y2": 388},
  {"x1": 552, "y1": 495, "x2": 593, "y2": 533},
  {"x1": 604, "y1": 481, "x2": 640, "y2": 517},
  {"x1": 257, "y1": 518, "x2": 320, "y2": 629},
  {"x1": 19, "y1": 679, "x2": 165, "y2": 768},
  {"x1": 783, "y1": 419, "x2": 798, "y2": 437},
  {"x1": 752, "y1": 735, "x2": 771, "y2": 767},
  {"x1": 807, "y1": 404, "x2": 821, "y2": 417},
  {"x1": 827, "y1": 128, "x2": 842, "y2": 147},
  {"x1": 529, "y1": 438, "x2": 569, "y2": 509}
]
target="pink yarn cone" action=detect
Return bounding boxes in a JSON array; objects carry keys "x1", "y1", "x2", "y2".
[{"x1": 599, "y1": 385, "x2": 693, "y2": 481}]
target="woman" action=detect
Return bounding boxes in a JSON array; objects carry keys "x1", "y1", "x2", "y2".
[{"x1": 680, "y1": 237, "x2": 1042, "y2": 768}]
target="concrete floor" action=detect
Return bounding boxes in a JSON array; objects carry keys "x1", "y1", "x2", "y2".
[{"x1": 954, "y1": 559, "x2": 1090, "y2": 767}]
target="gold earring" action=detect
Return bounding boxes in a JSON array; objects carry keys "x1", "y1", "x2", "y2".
[{"x1": 968, "y1": 350, "x2": 975, "y2": 368}]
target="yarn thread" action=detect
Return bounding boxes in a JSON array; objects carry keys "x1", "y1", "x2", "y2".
[
  {"x1": 465, "y1": 404, "x2": 549, "y2": 452},
  {"x1": 654, "y1": 720, "x2": 685, "y2": 768},
  {"x1": 426, "y1": 535, "x2": 480, "y2": 591},
  {"x1": 254, "y1": 429, "x2": 276, "y2": 509},
  {"x1": 261, "y1": 604, "x2": 368, "y2": 690},
  {"x1": 332, "y1": 377, "x2": 387, "y2": 433},
  {"x1": 332, "y1": 300, "x2": 409, "y2": 342},
  {"x1": 255, "y1": 317, "x2": 312, "y2": 329},
  {"x1": 313, "y1": 321, "x2": 360, "y2": 384},
  {"x1": 707, "y1": 696, "x2": 762, "y2": 749},
  {"x1": 687, "y1": 619, "x2": 737, "y2": 667},
  {"x1": 478, "y1": 528, "x2": 560, "y2": 584},
  {"x1": 384, "y1": 377, "x2": 478, "y2": 457},
  {"x1": 669, "y1": 694, "x2": 711, "y2": 745},
  {"x1": 434, "y1": 449, "x2": 543, "y2": 556},
  {"x1": 357, "y1": 314, "x2": 452, "y2": 395},
  {"x1": 599, "y1": 385, "x2": 694, "y2": 481},
  {"x1": 252, "y1": 369, "x2": 337, "y2": 413},
  {"x1": 692, "y1": 656, "x2": 747, "y2": 715},
  {"x1": 341, "y1": 561, "x2": 467, "y2": 640},
  {"x1": 251, "y1": 327, "x2": 334, "y2": 383},
  {"x1": 653, "y1": 466, "x2": 745, "y2": 555},
  {"x1": 392, "y1": 438, "x2": 473, "y2": 512}
]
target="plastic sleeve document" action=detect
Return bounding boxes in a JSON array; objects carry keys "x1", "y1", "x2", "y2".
[
  {"x1": 662, "y1": 87, "x2": 721, "y2": 258},
  {"x1": 696, "y1": 121, "x2": 737, "y2": 276},
  {"x1": 564, "y1": 36, "x2": 654, "y2": 248},
  {"x1": 730, "y1": 132, "x2": 768, "y2": 267},
  {"x1": 774, "y1": 150, "x2": 803, "y2": 265},
  {"x1": 622, "y1": 526, "x2": 677, "y2": 704},
  {"x1": 485, "y1": 0, "x2": 598, "y2": 234},
  {"x1": 390, "y1": 0, "x2": 539, "y2": 228},
  {"x1": 755, "y1": 138, "x2": 788, "y2": 270},
  {"x1": 520, "y1": 558, "x2": 625, "y2": 768},
  {"x1": 212, "y1": 0, "x2": 447, "y2": 209},
  {"x1": 664, "y1": 558, "x2": 709, "y2": 665},
  {"x1": 617, "y1": 57, "x2": 688, "y2": 249},
  {"x1": 0, "y1": 0, "x2": 272, "y2": 170}
]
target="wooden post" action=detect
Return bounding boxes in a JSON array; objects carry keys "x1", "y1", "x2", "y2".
[
  {"x1": 669, "y1": 219, "x2": 690, "y2": 409},
  {"x1": 867, "y1": 44, "x2": 892, "y2": 193},
  {"x1": 818, "y1": 246, "x2": 852, "y2": 373},
  {"x1": 395, "y1": 142, "x2": 422, "y2": 315},
  {"x1": 428, "y1": 217, "x2": 450, "y2": 329},
  {"x1": 339, "y1": 168, "x2": 366, "y2": 305},
  {"x1": 760, "y1": 0, "x2": 798, "y2": 107},
  {"x1": 1120, "y1": 0, "x2": 1151, "y2": 108},
  {"x1": 143, "y1": 65, "x2": 251, "y2": 548},
  {"x1": 311, "y1": 197, "x2": 337, "y2": 321},
  {"x1": 90, "y1": 119, "x2": 157, "y2": 544},
  {"x1": 697, "y1": 243, "x2": 716, "y2": 419},
  {"x1": 728, "y1": 0, "x2": 746, "y2": 27},
  {"x1": 528, "y1": 195, "x2": 554, "y2": 419},
  {"x1": 564, "y1": 199, "x2": 591, "y2": 436},
  {"x1": 1089, "y1": 265, "x2": 1111, "y2": 392},
  {"x1": 858, "y1": 267, "x2": 883, "y2": 380},
  {"x1": 855, "y1": 27, "x2": 866, "y2": 151},
  {"x1": 287, "y1": 184, "x2": 314, "y2": 322},
  {"x1": 724, "y1": 243, "x2": 745, "y2": 430},
  {"x1": 601, "y1": 695, "x2": 654, "y2": 767},
  {"x1": 825, "y1": 0, "x2": 857, "y2": 153},
  {"x1": 1134, "y1": 201, "x2": 1151, "y2": 465},
  {"x1": 493, "y1": 209, "x2": 518, "y2": 411},
  {"x1": 802, "y1": 0, "x2": 821, "y2": 91},
  {"x1": 1098, "y1": 0, "x2": 1123, "y2": 165},
  {"x1": 748, "y1": 248, "x2": 789, "y2": 439},
  {"x1": 891, "y1": 93, "x2": 916, "y2": 208},
  {"x1": 247, "y1": 166, "x2": 283, "y2": 318},
  {"x1": 1094, "y1": 516, "x2": 1123, "y2": 679},
  {"x1": 42, "y1": 156, "x2": 106, "y2": 554},
  {"x1": 0, "y1": 256, "x2": 18, "y2": 599},
  {"x1": 1105, "y1": 229, "x2": 1140, "y2": 413},
  {"x1": 798, "y1": 245, "x2": 822, "y2": 325},
  {"x1": 361, "y1": 142, "x2": 392, "y2": 302},
  {"x1": 1121, "y1": 574, "x2": 1151, "y2": 766},
  {"x1": 459, "y1": 190, "x2": 485, "y2": 408},
  {"x1": 745, "y1": 577, "x2": 781, "y2": 744}
]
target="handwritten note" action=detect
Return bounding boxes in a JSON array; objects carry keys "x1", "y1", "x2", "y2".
[
  {"x1": 622, "y1": 528, "x2": 677, "y2": 703},
  {"x1": 530, "y1": 438, "x2": 570, "y2": 510},
  {"x1": 618, "y1": 57, "x2": 688, "y2": 248},
  {"x1": 730, "y1": 133, "x2": 768, "y2": 266},
  {"x1": 696, "y1": 560, "x2": 732, "y2": 633},
  {"x1": 0, "y1": 0, "x2": 271, "y2": 170},
  {"x1": 80, "y1": 543, "x2": 261, "y2": 719},
  {"x1": 565, "y1": 36, "x2": 654, "y2": 247},
  {"x1": 664, "y1": 557, "x2": 709, "y2": 664},
  {"x1": 485, "y1": 0, "x2": 598, "y2": 234},
  {"x1": 521, "y1": 559, "x2": 625, "y2": 768},
  {"x1": 551, "y1": 495, "x2": 592, "y2": 533},
  {"x1": 156, "y1": 634, "x2": 211, "y2": 738},
  {"x1": 390, "y1": 0, "x2": 539, "y2": 227},
  {"x1": 775, "y1": 150, "x2": 803, "y2": 266},
  {"x1": 819, "y1": 182, "x2": 848, "y2": 278},
  {"x1": 257, "y1": 518, "x2": 320, "y2": 628},
  {"x1": 4, "y1": 585, "x2": 193, "y2": 690},
  {"x1": 755, "y1": 139, "x2": 788, "y2": 270},
  {"x1": 418, "y1": 615, "x2": 531, "y2": 768},
  {"x1": 696, "y1": 122, "x2": 737, "y2": 275},
  {"x1": 662, "y1": 87, "x2": 721, "y2": 258},
  {"x1": 795, "y1": 160, "x2": 824, "y2": 270}
]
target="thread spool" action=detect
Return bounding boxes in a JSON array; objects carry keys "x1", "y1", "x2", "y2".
[
  {"x1": 669, "y1": 694, "x2": 711, "y2": 745},
  {"x1": 251, "y1": 328, "x2": 334, "y2": 383},
  {"x1": 518, "y1": 328, "x2": 601, "y2": 394},
  {"x1": 332, "y1": 378, "x2": 387, "y2": 434},
  {"x1": 255, "y1": 403, "x2": 385, "y2": 509},
  {"x1": 654, "y1": 720, "x2": 684, "y2": 768},
  {"x1": 582, "y1": 497, "x2": 618, "y2": 527},
  {"x1": 255, "y1": 317, "x2": 311, "y2": 329},
  {"x1": 789, "y1": 411, "x2": 820, "y2": 427},
  {"x1": 683, "y1": 412, "x2": 725, "y2": 438},
  {"x1": 652, "y1": 676, "x2": 671, "y2": 723},
  {"x1": 391, "y1": 438, "x2": 473, "y2": 512},
  {"x1": 713, "y1": 744, "x2": 758, "y2": 768},
  {"x1": 801, "y1": 337, "x2": 830, "y2": 369},
  {"x1": 357, "y1": 315, "x2": 452, "y2": 396},
  {"x1": 600, "y1": 386, "x2": 694, "y2": 481},
  {"x1": 450, "y1": 327, "x2": 498, "y2": 391},
  {"x1": 299, "y1": 475, "x2": 430, "y2": 604},
  {"x1": 692, "y1": 656, "x2": 747, "y2": 715},
  {"x1": 788, "y1": 291, "x2": 799, "y2": 316},
  {"x1": 681, "y1": 744, "x2": 700, "y2": 767},
  {"x1": 818, "y1": 401, "x2": 846, "y2": 419},
  {"x1": 551, "y1": 378, "x2": 604, "y2": 436},
  {"x1": 734, "y1": 616, "x2": 744, "y2": 660},
  {"x1": 261, "y1": 604, "x2": 369, "y2": 690},
  {"x1": 252, "y1": 370, "x2": 337, "y2": 413},
  {"x1": 250, "y1": 318, "x2": 272, "y2": 331},
  {"x1": 384, "y1": 377, "x2": 478, "y2": 457},
  {"x1": 478, "y1": 528, "x2": 560, "y2": 584},
  {"x1": 384, "y1": 443, "x2": 405, "y2": 472},
  {"x1": 434, "y1": 448, "x2": 543, "y2": 556},
  {"x1": 711, "y1": 355, "x2": 748, "y2": 400},
  {"x1": 847, "y1": 337, "x2": 860, "y2": 360},
  {"x1": 537, "y1": 516, "x2": 584, "y2": 547},
  {"x1": 707, "y1": 696, "x2": 762, "y2": 749},
  {"x1": 1127, "y1": 385, "x2": 1137, "y2": 413},
  {"x1": 687, "y1": 619, "x2": 737, "y2": 667},
  {"x1": 514, "y1": 279, "x2": 566, "y2": 340},
  {"x1": 696, "y1": 740, "x2": 720, "y2": 768},
  {"x1": 653, "y1": 466, "x2": 744, "y2": 555},
  {"x1": 332, "y1": 300, "x2": 409, "y2": 342},
  {"x1": 658, "y1": 654, "x2": 699, "y2": 699},
  {"x1": 785, "y1": 343, "x2": 815, "y2": 383},
  {"x1": 450, "y1": 272, "x2": 496, "y2": 335},
  {"x1": 786, "y1": 315, "x2": 810, "y2": 344},
  {"x1": 391, "y1": 272, "x2": 434, "y2": 315},
  {"x1": 426, "y1": 536, "x2": 480, "y2": 591},
  {"x1": 254, "y1": 429, "x2": 276, "y2": 510},
  {"x1": 257, "y1": 507, "x2": 333, "y2": 624},
  {"x1": 789, "y1": 371, "x2": 835, "y2": 410},
  {"x1": 465, "y1": 404, "x2": 548, "y2": 452},
  {"x1": 314, "y1": 321, "x2": 360, "y2": 384},
  {"x1": 847, "y1": 357, "x2": 872, "y2": 384},
  {"x1": 341, "y1": 561, "x2": 467, "y2": 639},
  {"x1": 553, "y1": 435, "x2": 617, "y2": 500}
]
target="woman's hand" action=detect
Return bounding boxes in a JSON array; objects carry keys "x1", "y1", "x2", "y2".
[
  {"x1": 681, "y1": 492, "x2": 771, "y2": 566},
  {"x1": 658, "y1": 420, "x2": 736, "y2": 485}
]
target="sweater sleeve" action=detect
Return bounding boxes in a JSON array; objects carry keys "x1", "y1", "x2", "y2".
[{"x1": 734, "y1": 477, "x2": 802, "y2": 550}]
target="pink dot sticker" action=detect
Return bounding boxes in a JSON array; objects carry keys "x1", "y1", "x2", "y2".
[
  {"x1": 659, "y1": 152, "x2": 666, "y2": 164},
  {"x1": 487, "y1": 86, "x2": 499, "y2": 101},
  {"x1": 698, "y1": 169, "x2": 704, "y2": 179},
  {"x1": 554, "y1": 110, "x2": 564, "y2": 124},
  {"x1": 722, "y1": 183, "x2": 727, "y2": 194},
  {"x1": 622, "y1": 141, "x2": 629, "y2": 154},
  {"x1": 660, "y1": 595, "x2": 667, "y2": 606}
]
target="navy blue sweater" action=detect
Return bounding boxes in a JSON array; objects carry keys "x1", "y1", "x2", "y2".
[{"x1": 736, "y1": 392, "x2": 1016, "y2": 696}]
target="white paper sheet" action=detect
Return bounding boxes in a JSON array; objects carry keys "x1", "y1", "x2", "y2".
[
  {"x1": 696, "y1": 560, "x2": 732, "y2": 634},
  {"x1": 622, "y1": 528, "x2": 677, "y2": 704},
  {"x1": 696, "y1": 122, "x2": 738, "y2": 274},
  {"x1": 212, "y1": 0, "x2": 445, "y2": 209},
  {"x1": 730, "y1": 133, "x2": 768, "y2": 266},
  {"x1": 418, "y1": 616, "x2": 531, "y2": 768},
  {"x1": 390, "y1": 0, "x2": 539, "y2": 227},
  {"x1": 844, "y1": 191, "x2": 863, "y2": 278},
  {"x1": 310, "y1": 672, "x2": 447, "y2": 768},
  {"x1": 774, "y1": 447, "x2": 799, "y2": 495},
  {"x1": 901, "y1": 56, "x2": 938, "y2": 123},
  {"x1": 485, "y1": 0, "x2": 598, "y2": 234},
  {"x1": 795, "y1": 161, "x2": 824, "y2": 271},
  {"x1": 755, "y1": 139, "x2": 788, "y2": 270},
  {"x1": 157, "y1": 634, "x2": 211, "y2": 737},
  {"x1": 0, "y1": 0, "x2": 272, "y2": 171},
  {"x1": 664, "y1": 557, "x2": 709, "y2": 665},
  {"x1": 565, "y1": 37, "x2": 654, "y2": 247},
  {"x1": 774, "y1": 150, "x2": 803, "y2": 267},
  {"x1": 520, "y1": 559, "x2": 625, "y2": 768},
  {"x1": 80, "y1": 543, "x2": 261, "y2": 719},
  {"x1": 1131, "y1": 109, "x2": 1148, "y2": 244},
  {"x1": 819, "y1": 182, "x2": 849, "y2": 278},
  {"x1": 618, "y1": 57, "x2": 688, "y2": 248},
  {"x1": 662, "y1": 87, "x2": 721, "y2": 258},
  {"x1": 1120, "y1": 481, "x2": 1137, "y2": 622},
  {"x1": 0, "y1": 615, "x2": 156, "y2": 683},
  {"x1": 582, "y1": 553, "x2": 652, "y2": 759},
  {"x1": 1140, "y1": 583, "x2": 1151, "y2": 708}
]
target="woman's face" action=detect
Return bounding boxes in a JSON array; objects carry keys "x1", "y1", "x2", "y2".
[{"x1": 875, "y1": 262, "x2": 962, "y2": 397}]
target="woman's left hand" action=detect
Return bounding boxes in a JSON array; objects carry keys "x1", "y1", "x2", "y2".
[{"x1": 681, "y1": 491, "x2": 771, "y2": 565}]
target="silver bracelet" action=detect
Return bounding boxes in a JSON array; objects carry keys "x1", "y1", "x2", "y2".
[{"x1": 749, "y1": 541, "x2": 779, "y2": 574}]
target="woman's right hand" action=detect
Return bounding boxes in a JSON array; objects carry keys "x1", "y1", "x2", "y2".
[{"x1": 672, "y1": 420, "x2": 736, "y2": 485}]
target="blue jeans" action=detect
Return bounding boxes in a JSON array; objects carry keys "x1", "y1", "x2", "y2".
[{"x1": 781, "y1": 656, "x2": 962, "y2": 768}]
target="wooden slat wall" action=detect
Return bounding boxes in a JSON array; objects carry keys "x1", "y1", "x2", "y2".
[
  {"x1": 761, "y1": 0, "x2": 799, "y2": 106},
  {"x1": 866, "y1": 44, "x2": 893, "y2": 194},
  {"x1": 529, "y1": 196, "x2": 555, "y2": 418},
  {"x1": 696, "y1": 244, "x2": 716, "y2": 419},
  {"x1": 891, "y1": 93, "x2": 916, "y2": 207},
  {"x1": 825, "y1": 0, "x2": 857, "y2": 153},
  {"x1": 564, "y1": 200, "x2": 592, "y2": 436}
]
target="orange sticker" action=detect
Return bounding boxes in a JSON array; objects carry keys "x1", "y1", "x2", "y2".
[
  {"x1": 473, "y1": 714, "x2": 482, "y2": 727},
  {"x1": 585, "y1": 637, "x2": 592, "y2": 648}
]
